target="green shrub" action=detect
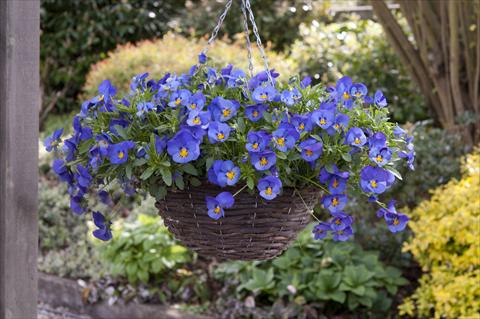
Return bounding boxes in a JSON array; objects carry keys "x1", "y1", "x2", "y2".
[
  {"x1": 214, "y1": 225, "x2": 407, "y2": 317},
  {"x1": 99, "y1": 213, "x2": 192, "y2": 284},
  {"x1": 290, "y1": 16, "x2": 428, "y2": 123},
  {"x1": 40, "y1": 0, "x2": 186, "y2": 117},
  {"x1": 399, "y1": 149, "x2": 480, "y2": 318},
  {"x1": 82, "y1": 32, "x2": 297, "y2": 98}
]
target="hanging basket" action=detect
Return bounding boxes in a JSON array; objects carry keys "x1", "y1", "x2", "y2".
[{"x1": 156, "y1": 182, "x2": 321, "y2": 261}]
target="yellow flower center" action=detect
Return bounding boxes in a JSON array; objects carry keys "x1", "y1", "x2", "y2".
[
  {"x1": 214, "y1": 206, "x2": 221, "y2": 214},
  {"x1": 217, "y1": 133, "x2": 225, "y2": 140},
  {"x1": 118, "y1": 151, "x2": 125, "y2": 159},
  {"x1": 355, "y1": 92, "x2": 362, "y2": 97},
  {"x1": 305, "y1": 149, "x2": 313, "y2": 157},
  {"x1": 260, "y1": 157, "x2": 268, "y2": 166},
  {"x1": 316, "y1": 229, "x2": 324, "y2": 234},
  {"x1": 335, "y1": 219, "x2": 341, "y2": 225},
  {"x1": 320, "y1": 118, "x2": 326, "y2": 125},
  {"x1": 260, "y1": 93, "x2": 267, "y2": 100},
  {"x1": 393, "y1": 218, "x2": 399, "y2": 225},
  {"x1": 222, "y1": 109, "x2": 231, "y2": 117},
  {"x1": 265, "y1": 187, "x2": 273, "y2": 195},
  {"x1": 370, "y1": 180, "x2": 377, "y2": 188},
  {"x1": 376, "y1": 155, "x2": 383, "y2": 162},
  {"x1": 277, "y1": 137, "x2": 285, "y2": 146},
  {"x1": 354, "y1": 137, "x2": 361, "y2": 144},
  {"x1": 193, "y1": 117, "x2": 201, "y2": 125},
  {"x1": 343, "y1": 92, "x2": 350, "y2": 100},
  {"x1": 190, "y1": 103, "x2": 196, "y2": 109},
  {"x1": 252, "y1": 142, "x2": 259, "y2": 150},
  {"x1": 338, "y1": 230, "x2": 344, "y2": 235},
  {"x1": 175, "y1": 98, "x2": 182, "y2": 105},
  {"x1": 252, "y1": 110, "x2": 259, "y2": 118},
  {"x1": 332, "y1": 197, "x2": 339, "y2": 207},
  {"x1": 99, "y1": 95, "x2": 104, "y2": 101},
  {"x1": 226, "y1": 170, "x2": 236, "y2": 180},
  {"x1": 334, "y1": 124, "x2": 340, "y2": 129},
  {"x1": 298, "y1": 123, "x2": 305, "y2": 131},
  {"x1": 332, "y1": 179, "x2": 339, "y2": 188},
  {"x1": 179, "y1": 147, "x2": 189, "y2": 158}
]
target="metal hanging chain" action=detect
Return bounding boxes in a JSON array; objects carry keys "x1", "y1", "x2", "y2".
[
  {"x1": 244, "y1": 0, "x2": 274, "y2": 85},
  {"x1": 241, "y1": 0, "x2": 254, "y2": 78},
  {"x1": 201, "y1": 0, "x2": 234, "y2": 55}
]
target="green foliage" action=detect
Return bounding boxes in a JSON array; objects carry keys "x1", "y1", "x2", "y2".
[
  {"x1": 82, "y1": 32, "x2": 297, "y2": 98},
  {"x1": 399, "y1": 149, "x2": 480, "y2": 318},
  {"x1": 99, "y1": 214, "x2": 192, "y2": 284},
  {"x1": 214, "y1": 225, "x2": 407, "y2": 316},
  {"x1": 290, "y1": 16, "x2": 428, "y2": 123},
  {"x1": 40, "y1": 0, "x2": 186, "y2": 115}
]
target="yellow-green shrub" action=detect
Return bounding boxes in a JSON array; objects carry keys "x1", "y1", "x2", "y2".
[
  {"x1": 83, "y1": 32, "x2": 297, "y2": 98},
  {"x1": 399, "y1": 149, "x2": 480, "y2": 318}
]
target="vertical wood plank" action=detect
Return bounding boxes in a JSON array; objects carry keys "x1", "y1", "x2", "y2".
[{"x1": 0, "y1": 0, "x2": 40, "y2": 318}]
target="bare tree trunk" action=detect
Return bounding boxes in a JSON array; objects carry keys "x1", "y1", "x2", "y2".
[{"x1": 371, "y1": 0, "x2": 480, "y2": 144}]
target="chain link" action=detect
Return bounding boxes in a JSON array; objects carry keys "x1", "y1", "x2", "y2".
[
  {"x1": 241, "y1": 0, "x2": 254, "y2": 77},
  {"x1": 202, "y1": 0, "x2": 234, "y2": 55},
  {"x1": 244, "y1": 0, "x2": 274, "y2": 85}
]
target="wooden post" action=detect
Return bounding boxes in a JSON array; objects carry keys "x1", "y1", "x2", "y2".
[{"x1": 0, "y1": 0, "x2": 40, "y2": 318}]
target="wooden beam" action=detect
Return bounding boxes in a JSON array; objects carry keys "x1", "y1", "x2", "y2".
[{"x1": 0, "y1": 1, "x2": 40, "y2": 318}]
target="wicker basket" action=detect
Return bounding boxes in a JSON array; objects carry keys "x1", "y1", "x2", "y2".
[{"x1": 156, "y1": 182, "x2": 321, "y2": 261}]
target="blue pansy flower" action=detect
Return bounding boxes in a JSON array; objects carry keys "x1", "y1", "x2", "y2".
[
  {"x1": 349, "y1": 83, "x2": 368, "y2": 99},
  {"x1": 311, "y1": 106, "x2": 335, "y2": 130},
  {"x1": 327, "y1": 113, "x2": 350, "y2": 135},
  {"x1": 198, "y1": 52, "x2": 207, "y2": 64},
  {"x1": 187, "y1": 92, "x2": 206, "y2": 111},
  {"x1": 44, "y1": 128, "x2": 64, "y2": 152},
  {"x1": 209, "y1": 160, "x2": 240, "y2": 187},
  {"x1": 298, "y1": 138, "x2": 323, "y2": 162},
  {"x1": 374, "y1": 89, "x2": 387, "y2": 107},
  {"x1": 250, "y1": 150, "x2": 276, "y2": 171},
  {"x1": 136, "y1": 102, "x2": 155, "y2": 117},
  {"x1": 245, "y1": 104, "x2": 268, "y2": 122},
  {"x1": 70, "y1": 194, "x2": 85, "y2": 215},
  {"x1": 186, "y1": 110, "x2": 211, "y2": 129},
  {"x1": 345, "y1": 127, "x2": 367, "y2": 147},
  {"x1": 300, "y1": 76, "x2": 312, "y2": 89},
  {"x1": 52, "y1": 159, "x2": 73, "y2": 184},
  {"x1": 332, "y1": 226, "x2": 353, "y2": 241},
  {"x1": 98, "y1": 79, "x2": 117, "y2": 103},
  {"x1": 167, "y1": 130, "x2": 201, "y2": 163},
  {"x1": 330, "y1": 212, "x2": 353, "y2": 231},
  {"x1": 208, "y1": 121, "x2": 232, "y2": 143},
  {"x1": 399, "y1": 145, "x2": 415, "y2": 170},
  {"x1": 73, "y1": 116, "x2": 93, "y2": 141},
  {"x1": 335, "y1": 76, "x2": 353, "y2": 107},
  {"x1": 360, "y1": 166, "x2": 395, "y2": 194},
  {"x1": 272, "y1": 123, "x2": 299, "y2": 152},
  {"x1": 206, "y1": 192, "x2": 234, "y2": 220},
  {"x1": 313, "y1": 222, "x2": 330, "y2": 240},
  {"x1": 63, "y1": 135, "x2": 80, "y2": 162},
  {"x1": 257, "y1": 176, "x2": 282, "y2": 200},
  {"x1": 108, "y1": 141, "x2": 135, "y2": 164},
  {"x1": 252, "y1": 84, "x2": 277, "y2": 103},
  {"x1": 130, "y1": 72, "x2": 149, "y2": 93},
  {"x1": 97, "y1": 190, "x2": 112, "y2": 206},
  {"x1": 225, "y1": 68, "x2": 246, "y2": 88},
  {"x1": 322, "y1": 194, "x2": 348, "y2": 213},
  {"x1": 248, "y1": 69, "x2": 279, "y2": 90},
  {"x1": 393, "y1": 125, "x2": 406, "y2": 137},
  {"x1": 155, "y1": 135, "x2": 167, "y2": 154},
  {"x1": 92, "y1": 211, "x2": 113, "y2": 241},
  {"x1": 109, "y1": 116, "x2": 130, "y2": 137},
  {"x1": 319, "y1": 165, "x2": 350, "y2": 194},
  {"x1": 377, "y1": 200, "x2": 409, "y2": 233},
  {"x1": 291, "y1": 114, "x2": 312, "y2": 133},
  {"x1": 180, "y1": 124, "x2": 207, "y2": 141},
  {"x1": 369, "y1": 146, "x2": 392, "y2": 166},
  {"x1": 168, "y1": 89, "x2": 191, "y2": 108},
  {"x1": 280, "y1": 88, "x2": 301, "y2": 106},
  {"x1": 75, "y1": 165, "x2": 92, "y2": 189},
  {"x1": 209, "y1": 97, "x2": 240, "y2": 122},
  {"x1": 246, "y1": 130, "x2": 270, "y2": 152},
  {"x1": 368, "y1": 132, "x2": 387, "y2": 149}
]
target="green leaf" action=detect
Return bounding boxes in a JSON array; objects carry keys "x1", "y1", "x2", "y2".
[
  {"x1": 247, "y1": 176, "x2": 254, "y2": 190},
  {"x1": 175, "y1": 174, "x2": 185, "y2": 190},
  {"x1": 190, "y1": 177, "x2": 202, "y2": 187},
  {"x1": 182, "y1": 163, "x2": 198, "y2": 176},
  {"x1": 140, "y1": 167, "x2": 155, "y2": 180},
  {"x1": 125, "y1": 164, "x2": 133, "y2": 180},
  {"x1": 276, "y1": 152, "x2": 287, "y2": 160},
  {"x1": 113, "y1": 125, "x2": 128, "y2": 139},
  {"x1": 237, "y1": 117, "x2": 246, "y2": 133},
  {"x1": 341, "y1": 152, "x2": 352, "y2": 162},
  {"x1": 385, "y1": 166, "x2": 403, "y2": 180},
  {"x1": 160, "y1": 168, "x2": 172, "y2": 186}
]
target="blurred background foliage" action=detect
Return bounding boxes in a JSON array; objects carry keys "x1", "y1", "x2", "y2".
[{"x1": 39, "y1": 0, "x2": 477, "y2": 317}]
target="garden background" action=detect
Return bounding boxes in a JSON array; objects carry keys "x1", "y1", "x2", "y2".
[{"x1": 38, "y1": 0, "x2": 479, "y2": 318}]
